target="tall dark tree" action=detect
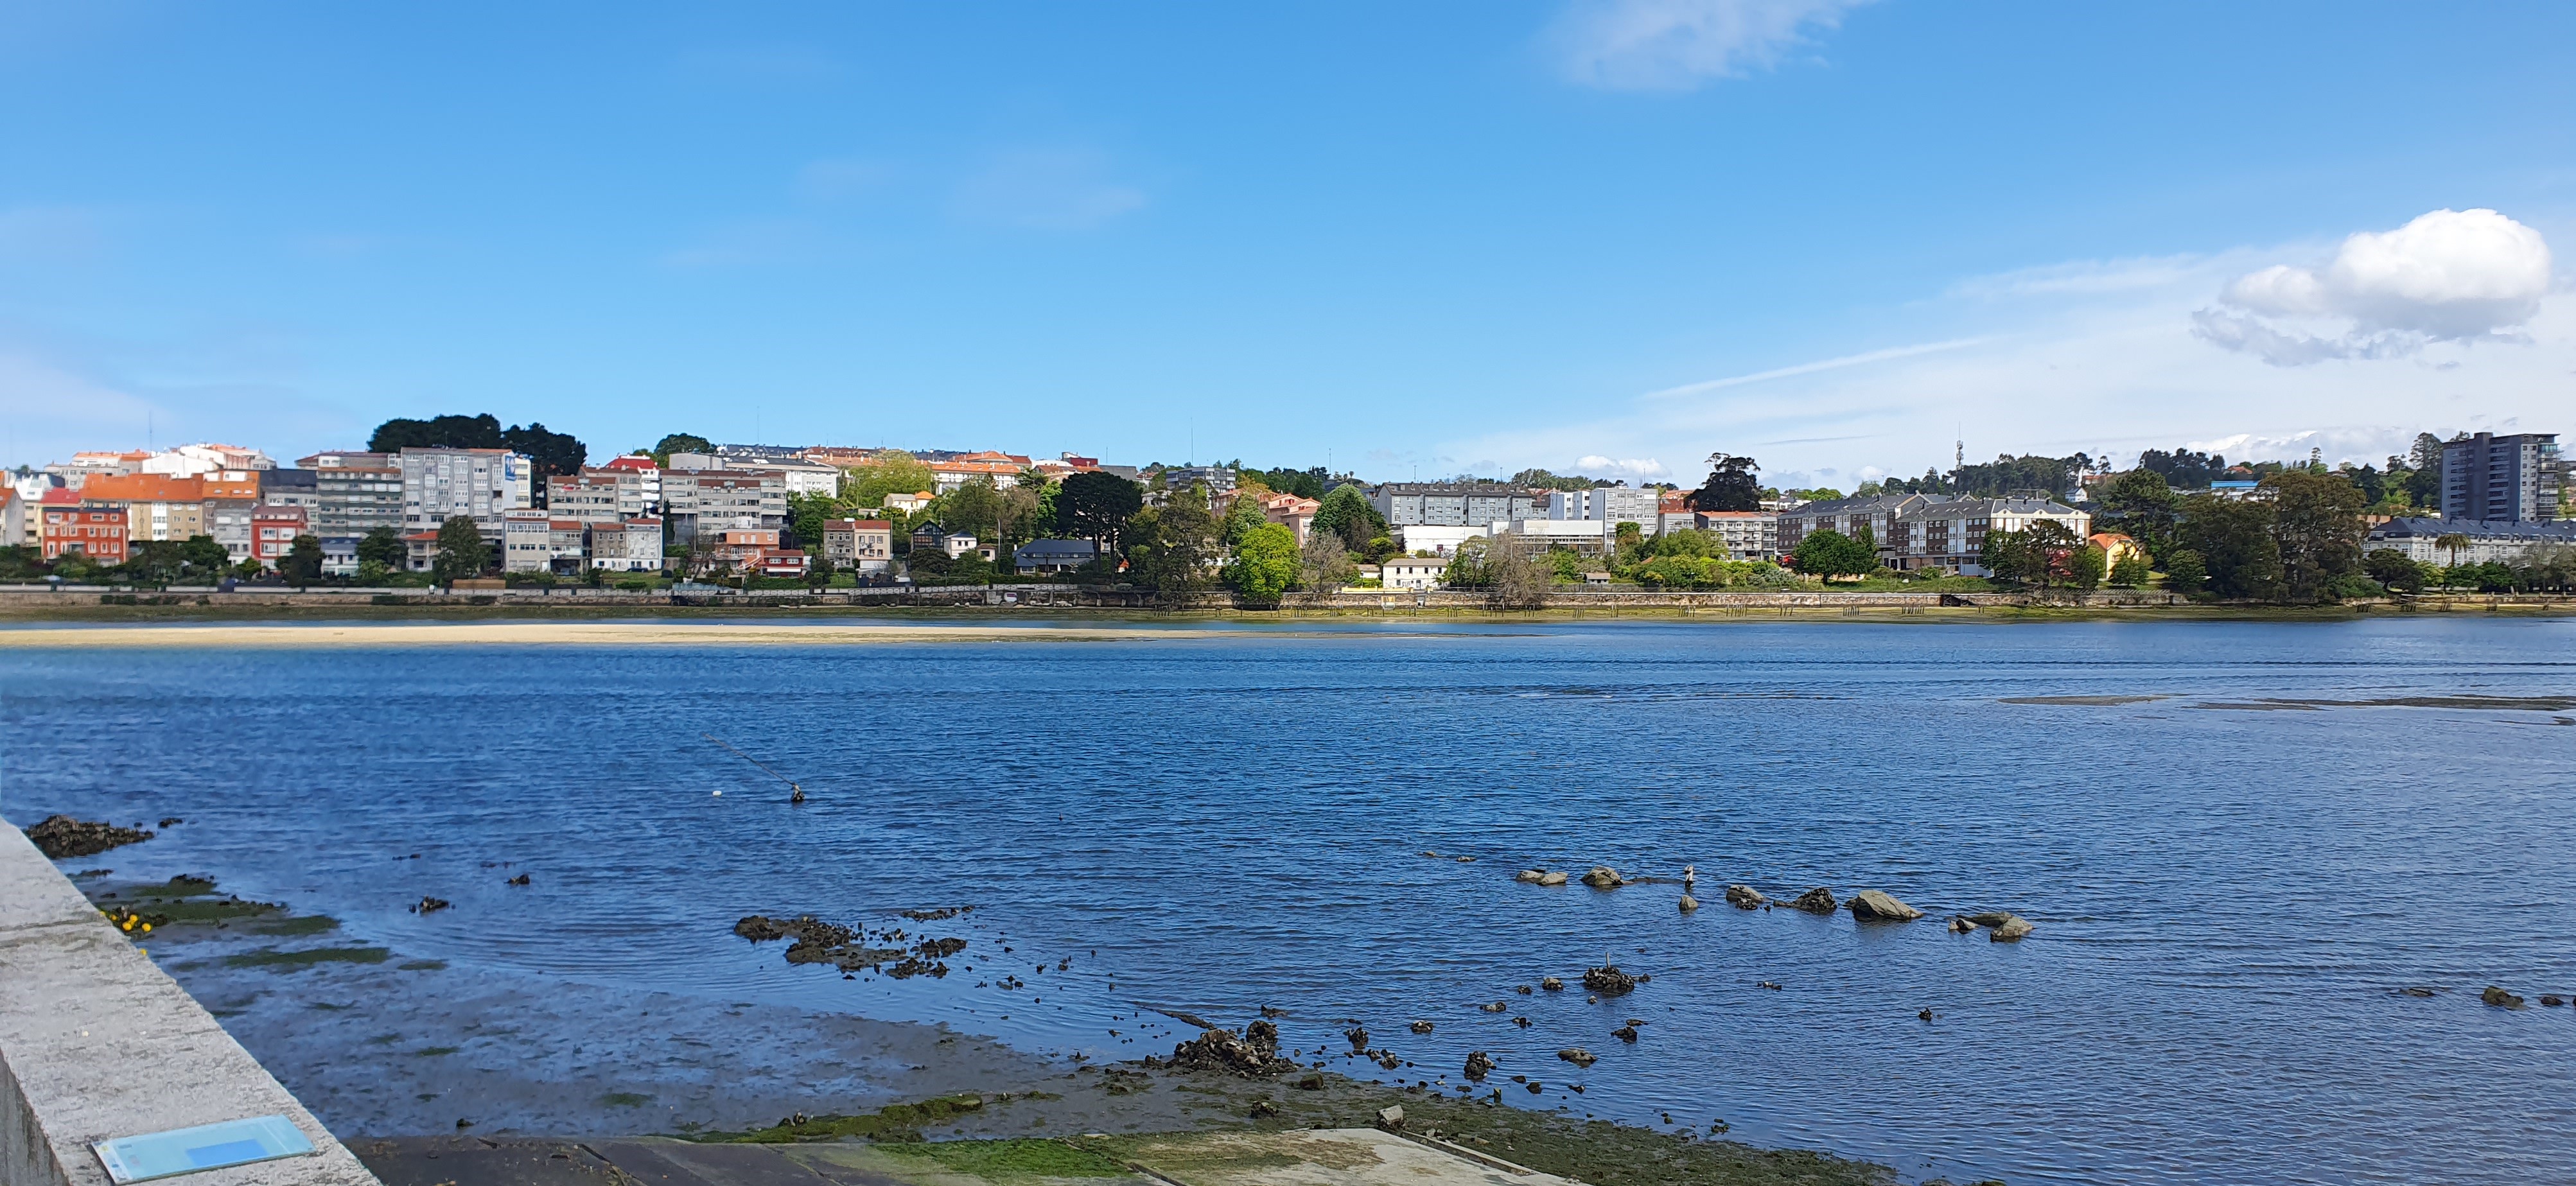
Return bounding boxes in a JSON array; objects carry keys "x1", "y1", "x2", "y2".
[
  {"x1": 1055, "y1": 471, "x2": 1144, "y2": 548},
  {"x1": 1949, "y1": 453, "x2": 2092, "y2": 498},
  {"x1": 356, "y1": 527, "x2": 407, "y2": 569},
  {"x1": 2095, "y1": 468, "x2": 2182, "y2": 560},
  {"x1": 2134, "y1": 448, "x2": 2230, "y2": 489},
  {"x1": 2263, "y1": 471, "x2": 2366, "y2": 603},
  {"x1": 432, "y1": 516, "x2": 491, "y2": 584},
  {"x1": 369, "y1": 412, "x2": 586, "y2": 478},
  {"x1": 2177, "y1": 494, "x2": 2281, "y2": 600},
  {"x1": 1126, "y1": 490, "x2": 1219, "y2": 593},
  {"x1": 280, "y1": 535, "x2": 326, "y2": 585},
  {"x1": 652, "y1": 433, "x2": 713, "y2": 465},
  {"x1": 501, "y1": 422, "x2": 587, "y2": 478},
  {"x1": 1687, "y1": 453, "x2": 1762, "y2": 512},
  {"x1": 1310, "y1": 484, "x2": 1387, "y2": 551}
]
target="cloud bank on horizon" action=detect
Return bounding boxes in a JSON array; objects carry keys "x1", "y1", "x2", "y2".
[{"x1": 1468, "y1": 207, "x2": 2568, "y2": 489}]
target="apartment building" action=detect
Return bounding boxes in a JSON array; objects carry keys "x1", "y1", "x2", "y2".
[
  {"x1": 1372, "y1": 482, "x2": 1545, "y2": 529},
  {"x1": 2365, "y1": 516, "x2": 2576, "y2": 565},
  {"x1": 545, "y1": 469, "x2": 632, "y2": 523},
  {"x1": 1261, "y1": 493, "x2": 1320, "y2": 546},
  {"x1": 1692, "y1": 511, "x2": 1778, "y2": 561},
  {"x1": 249, "y1": 505, "x2": 309, "y2": 566},
  {"x1": 1545, "y1": 487, "x2": 1661, "y2": 528},
  {"x1": 2442, "y1": 432, "x2": 2562, "y2": 523},
  {"x1": 820, "y1": 518, "x2": 894, "y2": 571},
  {"x1": 42, "y1": 502, "x2": 127, "y2": 564},
  {"x1": 299, "y1": 451, "x2": 405, "y2": 534},
  {"x1": 588, "y1": 518, "x2": 665, "y2": 571},
  {"x1": 1879, "y1": 497, "x2": 2092, "y2": 574},
  {"x1": 71, "y1": 474, "x2": 207, "y2": 542},
  {"x1": 660, "y1": 471, "x2": 785, "y2": 542},
  {"x1": 1776, "y1": 494, "x2": 1926, "y2": 555},
  {"x1": 1158, "y1": 466, "x2": 1237, "y2": 496},
  {"x1": 202, "y1": 471, "x2": 264, "y2": 561},
  {"x1": 260, "y1": 468, "x2": 320, "y2": 514},
  {"x1": 502, "y1": 509, "x2": 588, "y2": 573},
  {"x1": 401, "y1": 447, "x2": 533, "y2": 535}
]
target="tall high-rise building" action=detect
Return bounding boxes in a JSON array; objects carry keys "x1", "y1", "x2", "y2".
[{"x1": 2440, "y1": 432, "x2": 2561, "y2": 523}]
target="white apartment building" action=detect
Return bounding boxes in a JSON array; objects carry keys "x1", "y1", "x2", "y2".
[
  {"x1": 401, "y1": 448, "x2": 533, "y2": 535},
  {"x1": 588, "y1": 518, "x2": 665, "y2": 571},
  {"x1": 661, "y1": 470, "x2": 785, "y2": 542},
  {"x1": 502, "y1": 510, "x2": 588, "y2": 573},
  {"x1": 1374, "y1": 482, "x2": 1545, "y2": 528},
  {"x1": 1691, "y1": 511, "x2": 1778, "y2": 561},
  {"x1": 300, "y1": 451, "x2": 405, "y2": 534},
  {"x1": 2365, "y1": 516, "x2": 2576, "y2": 565},
  {"x1": 821, "y1": 518, "x2": 894, "y2": 571},
  {"x1": 545, "y1": 467, "x2": 658, "y2": 523},
  {"x1": 1545, "y1": 487, "x2": 1660, "y2": 529},
  {"x1": 1380, "y1": 555, "x2": 1448, "y2": 589}
]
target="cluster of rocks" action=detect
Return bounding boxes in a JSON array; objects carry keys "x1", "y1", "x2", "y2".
[
  {"x1": 1581, "y1": 964, "x2": 1638, "y2": 996},
  {"x1": 1513, "y1": 869, "x2": 1570, "y2": 886},
  {"x1": 2481, "y1": 986, "x2": 2570, "y2": 1009},
  {"x1": 410, "y1": 896, "x2": 451, "y2": 914},
  {"x1": 1950, "y1": 911, "x2": 2033, "y2": 941},
  {"x1": 734, "y1": 913, "x2": 960, "y2": 976},
  {"x1": 1153, "y1": 1019, "x2": 1301, "y2": 1077},
  {"x1": 24, "y1": 815, "x2": 153, "y2": 859},
  {"x1": 1462, "y1": 1050, "x2": 1496, "y2": 1080}
]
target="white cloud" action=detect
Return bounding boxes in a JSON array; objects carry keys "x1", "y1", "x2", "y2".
[
  {"x1": 2195, "y1": 208, "x2": 2554, "y2": 365},
  {"x1": 1575, "y1": 455, "x2": 1667, "y2": 478},
  {"x1": 1437, "y1": 223, "x2": 2576, "y2": 484},
  {"x1": 1553, "y1": 0, "x2": 1873, "y2": 91},
  {"x1": 949, "y1": 148, "x2": 1146, "y2": 231}
]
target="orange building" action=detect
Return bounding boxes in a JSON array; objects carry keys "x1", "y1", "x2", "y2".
[
  {"x1": 73, "y1": 473, "x2": 207, "y2": 541},
  {"x1": 42, "y1": 500, "x2": 128, "y2": 564}
]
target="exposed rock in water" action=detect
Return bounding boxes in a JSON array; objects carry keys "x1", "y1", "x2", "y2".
[
  {"x1": 1965, "y1": 911, "x2": 2017, "y2": 927},
  {"x1": 409, "y1": 896, "x2": 450, "y2": 914},
  {"x1": 1580, "y1": 866, "x2": 1624, "y2": 889},
  {"x1": 2541, "y1": 995, "x2": 2565, "y2": 1007},
  {"x1": 1345, "y1": 1025, "x2": 1369, "y2": 1051},
  {"x1": 1724, "y1": 884, "x2": 1765, "y2": 909},
  {"x1": 1582, "y1": 964, "x2": 1636, "y2": 996},
  {"x1": 1677, "y1": 894, "x2": 1699, "y2": 912},
  {"x1": 1611, "y1": 1025, "x2": 1638, "y2": 1043},
  {"x1": 1989, "y1": 914, "x2": 2034, "y2": 942},
  {"x1": 1515, "y1": 869, "x2": 1547, "y2": 884},
  {"x1": 1479, "y1": 1001, "x2": 1508, "y2": 1013},
  {"x1": 1949, "y1": 916, "x2": 1975, "y2": 933},
  {"x1": 1464, "y1": 1051, "x2": 1495, "y2": 1080},
  {"x1": 157, "y1": 817, "x2": 184, "y2": 829},
  {"x1": 2395, "y1": 986, "x2": 2436, "y2": 999},
  {"x1": 1537, "y1": 871, "x2": 1568, "y2": 887},
  {"x1": 505, "y1": 873, "x2": 530, "y2": 886},
  {"x1": 1848, "y1": 890, "x2": 1923, "y2": 922},
  {"x1": 2482, "y1": 986, "x2": 2526, "y2": 1009},
  {"x1": 1408, "y1": 1020, "x2": 1434, "y2": 1034},
  {"x1": 1373, "y1": 1051, "x2": 1402, "y2": 1069},
  {"x1": 1789, "y1": 887, "x2": 1837, "y2": 914},
  {"x1": 1539, "y1": 976, "x2": 1565, "y2": 991},
  {"x1": 1514, "y1": 1016, "x2": 1532, "y2": 1027},
  {"x1": 1157, "y1": 1020, "x2": 1301, "y2": 1077},
  {"x1": 25, "y1": 815, "x2": 153, "y2": 859},
  {"x1": 1260, "y1": 1005, "x2": 1288, "y2": 1018},
  {"x1": 735, "y1": 914, "x2": 927, "y2": 972},
  {"x1": 1557, "y1": 1047, "x2": 1597, "y2": 1068}
]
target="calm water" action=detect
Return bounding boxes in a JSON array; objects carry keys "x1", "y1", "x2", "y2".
[{"x1": 6, "y1": 617, "x2": 2575, "y2": 1184}]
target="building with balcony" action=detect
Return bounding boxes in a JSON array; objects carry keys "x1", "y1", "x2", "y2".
[{"x1": 2441, "y1": 432, "x2": 2561, "y2": 523}]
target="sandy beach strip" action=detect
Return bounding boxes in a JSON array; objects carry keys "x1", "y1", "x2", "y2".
[{"x1": 0, "y1": 621, "x2": 1229, "y2": 648}]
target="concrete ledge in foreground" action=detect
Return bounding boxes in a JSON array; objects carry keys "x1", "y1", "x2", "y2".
[{"x1": 0, "y1": 824, "x2": 378, "y2": 1186}]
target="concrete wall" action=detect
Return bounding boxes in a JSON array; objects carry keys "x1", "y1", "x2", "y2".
[
  {"x1": 0, "y1": 585, "x2": 2194, "y2": 613},
  {"x1": 0, "y1": 826, "x2": 378, "y2": 1186}
]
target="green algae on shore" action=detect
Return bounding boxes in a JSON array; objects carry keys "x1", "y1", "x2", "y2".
[{"x1": 224, "y1": 945, "x2": 393, "y2": 968}]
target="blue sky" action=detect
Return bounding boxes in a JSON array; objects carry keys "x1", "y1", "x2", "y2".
[{"x1": 3, "y1": 1, "x2": 2572, "y2": 488}]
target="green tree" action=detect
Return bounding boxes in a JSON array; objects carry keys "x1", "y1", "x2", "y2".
[
  {"x1": 433, "y1": 516, "x2": 489, "y2": 584},
  {"x1": 1792, "y1": 528, "x2": 1876, "y2": 577},
  {"x1": 2263, "y1": 470, "x2": 2367, "y2": 603},
  {"x1": 1225, "y1": 523, "x2": 1299, "y2": 604},
  {"x1": 280, "y1": 535, "x2": 326, "y2": 584},
  {"x1": 650, "y1": 433, "x2": 713, "y2": 465},
  {"x1": 372, "y1": 413, "x2": 586, "y2": 478},
  {"x1": 1055, "y1": 471, "x2": 1145, "y2": 548},
  {"x1": 1221, "y1": 492, "x2": 1269, "y2": 546},
  {"x1": 2108, "y1": 552, "x2": 2151, "y2": 588},
  {"x1": 1128, "y1": 487, "x2": 1220, "y2": 593},
  {"x1": 843, "y1": 451, "x2": 938, "y2": 509},
  {"x1": 120, "y1": 541, "x2": 185, "y2": 585},
  {"x1": 2433, "y1": 532, "x2": 2470, "y2": 568},
  {"x1": 1310, "y1": 484, "x2": 1387, "y2": 552},
  {"x1": 2177, "y1": 495, "x2": 2281, "y2": 600},
  {"x1": 2069, "y1": 543, "x2": 2107, "y2": 591},
  {"x1": 935, "y1": 478, "x2": 1004, "y2": 541},
  {"x1": 2162, "y1": 548, "x2": 2209, "y2": 593},
  {"x1": 1687, "y1": 453, "x2": 1764, "y2": 512},
  {"x1": 2096, "y1": 468, "x2": 2182, "y2": 560},
  {"x1": 2364, "y1": 548, "x2": 2425, "y2": 593},
  {"x1": 356, "y1": 527, "x2": 406, "y2": 570}
]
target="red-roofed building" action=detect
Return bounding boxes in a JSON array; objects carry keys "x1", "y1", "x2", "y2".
[{"x1": 42, "y1": 501, "x2": 127, "y2": 564}]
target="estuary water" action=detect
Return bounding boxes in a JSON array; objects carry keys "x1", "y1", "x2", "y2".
[{"x1": 5, "y1": 616, "x2": 2574, "y2": 1185}]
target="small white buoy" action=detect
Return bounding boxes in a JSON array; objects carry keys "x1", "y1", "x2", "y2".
[{"x1": 712, "y1": 790, "x2": 723, "y2": 797}]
